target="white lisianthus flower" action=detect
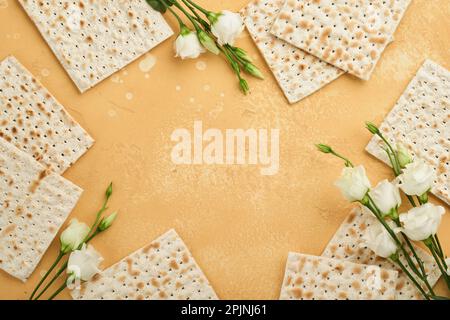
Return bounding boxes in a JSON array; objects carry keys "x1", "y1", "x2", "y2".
[
  {"x1": 60, "y1": 219, "x2": 90, "y2": 254},
  {"x1": 210, "y1": 10, "x2": 244, "y2": 46},
  {"x1": 364, "y1": 221, "x2": 398, "y2": 258},
  {"x1": 397, "y1": 159, "x2": 435, "y2": 196},
  {"x1": 335, "y1": 165, "x2": 371, "y2": 202},
  {"x1": 368, "y1": 180, "x2": 401, "y2": 216},
  {"x1": 67, "y1": 244, "x2": 103, "y2": 284},
  {"x1": 174, "y1": 27, "x2": 205, "y2": 60},
  {"x1": 399, "y1": 203, "x2": 445, "y2": 241}
]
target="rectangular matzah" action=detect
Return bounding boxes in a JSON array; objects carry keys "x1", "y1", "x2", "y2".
[
  {"x1": 322, "y1": 207, "x2": 441, "y2": 300},
  {"x1": 71, "y1": 229, "x2": 218, "y2": 300},
  {"x1": 241, "y1": 0, "x2": 343, "y2": 104},
  {"x1": 18, "y1": 0, "x2": 173, "y2": 93},
  {"x1": 280, "y1": 252, "x2": 398, "y2": 300},
  {"x1": 0, "y1": 56, "x2": 94, "y2": 174},
  {"x1": 271, "y1": 0, "x2": 411, "y2": 80},
  {"x1": 366, "y1": 59, "x2": 450, "y2": 205},
  {"x1": 0, "y1": 138, "x2": 82, "y2": 281}
]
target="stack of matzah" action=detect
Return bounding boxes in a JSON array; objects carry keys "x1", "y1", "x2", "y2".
[
  {"x1": 279, "y1": 206, "x2": 441, "y2": 300},
  {"x1": 71, "y1": 229, "x2": 218, "y2": 300},
  {"x1": 366, "y1": 59, "x2": 450, "y2": 205},
  {"x1": 0, "y1": 56, "x2": 93, "y2": 281},
  {"x1": 18, "y1": 0, "x2": 173, "y2": 93},
  {"x1": 241, "y1": 0, "x2": 411, "y2": 103}
]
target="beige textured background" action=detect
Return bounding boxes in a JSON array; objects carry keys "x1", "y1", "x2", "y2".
[{"x1": 0, "y1": 0, "x2": 449, "y2": 299}]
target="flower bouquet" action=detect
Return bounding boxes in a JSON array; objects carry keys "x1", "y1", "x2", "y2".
[
  {"x1": 146, "y1": 0, "x2": 264, "y2": 94},
  {"x1": 317, "y1": 123, "x2": 449, "y2": 300},
  {"x1": 29, "y1": 184, "x2": 117, "y2": 300}
]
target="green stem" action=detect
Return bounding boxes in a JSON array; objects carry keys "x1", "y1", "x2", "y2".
[
  {"x1": 219, "y1": 46, "x2": 249, "y2": 94},
  {"x1": 220, "y1": 46, "x2": 241, "y2": 78},
  {"x1": 47, "y1": 282, "x2": 67, "y2": 301},
  {"x1": 366, "y1": 196, "x2": 423, "y2": 281},
  {"x1": 406, "y1": 195, "x2": 417, "y2": 207},
  {"x1": 382, "y1": 145, "x2": 415, "y2": 208},
  {"x1": 34, "y1": 261, "x2": 68, "y2": 300},
  {"x1": 392, "y1": 258, "x2": 430, "y2": 300},
  {"x1": 167, "y1": 5, "x2": 185, "y2": 29},
  {"x1": 377, "y1": 133, "x2": 402, "y2": 174},
  {"x1": 182, "y1": 0, "x2": 209, "y2": 28},
  {"x1": 328, "y1": 151, "x2": 354, "y2": 167},
  {"x1": 225, "y1": 45, "x2": 248, "y2": 66},
  {"x1": 184, "y1": 0, "x2": 210, "y2": 16},
  {"x1": 431, "y1": 236, "x2": 444, "y2": 260},
  {"x1": 434, "y1": 235, "x2": 446, "y2": 267},
  {"x1": 172, "y1": 0, "x2": 201, "y2": 31},
  {"x1": 426, "y1": 242, "x2": 450, "y2": 286},
  {"x1": 223, "y1": 45, "x2": 244, "y2": 67},
  {"x1": 84, "y1": 196, "x2": 110, "y2": 243},
  {"x1": 392, "y1": 218, "x2": 435, "y2": 295},
  {"x1": 379, "y1": 135, "x2": 418, "y2": 208},
  {"x1": 29, "y1": 252, "x2": 65, "y2": 300},
  {"x1": 383, "y1": 147, "x2": 401, "y2": 176},
  {"x1": 33, "y1": 230, "x2": 101, "y2": 300},
  {"x1": 405, "y1": 238, "x2": 434, "y2": 294}
]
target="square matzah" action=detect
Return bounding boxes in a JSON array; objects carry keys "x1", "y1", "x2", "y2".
[
  {"x1": 366, "y1": 59, "x2": 450, "y2": 205},
  {"x1": 18, "y1": 0, "x2": 173, "y2": 93},
  {"x1": 271, "y1": 0, "x2": 411, "y2": 80},
  {"x1": 241, "y1": 0, "x2": 343, "y2": 104},
  {"x1": 0, "y1": 56, "x2": 94, "y2": 174},
  {"x1": 280, "y1": 252, "x2": 398, "y2": 300},
  {"x1": 0, "y1": 138, "x2": 82, "y2": 281},
  {"x1": 71, "y1": 229, "x2": 218, "y2": 300},
  {"x1": 322, "y1": 207, "x2": 441, "y2": 300}
]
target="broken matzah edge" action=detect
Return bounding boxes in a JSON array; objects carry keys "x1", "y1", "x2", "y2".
[
  {"x1": 0, "y1": 55, "x2": 95, "y2": 174},
  {"x1": 70, "y1": 228, "x2": 219, "y2": 300},
  {"x1": 279, "y1": 251, "x2": 398, "y2": 300},
  {"x1": 0, "y1": 138, "x2": 83, "y2": 281},
  {"x1": 18, "y1": 0, "x2": 174, "y2": 93},
  {"x1": 240, "y1": 0, "x2": 344, "y2": 104}
]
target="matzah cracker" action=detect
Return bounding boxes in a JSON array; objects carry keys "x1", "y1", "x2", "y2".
[
  {"x1": 271, "y1": 0, "x2": 411, "y2": 80},
  {"x1": 241, "y1": 0, "x2": 343, "y2": 104},
  {"x1": 71, "y1": 229, "x2": 218, "y2": 300},
  {"x1": 280, "y1": 252, "x2": 398, "y2": 300},
  {"x1": 18, "y1": 0, "x2": 173, "y2": 93},
  {"x1": 322, "y1": 207, "x2": 441, "y2": 300},
  {"x1": 0, "y1": 56, "x2": 94, "y2": 174},
  {"x1": 366, "y1": 60, "x2": 450, "y2": 205},
  {"x1": 0, "y1": 139, "x2": 82, "y2": 281}
]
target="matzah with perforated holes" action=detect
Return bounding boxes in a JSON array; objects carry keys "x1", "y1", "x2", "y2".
[
  {"x1": 271, "y1": 0, "x2": 411, "y2": 80},
  {"x1": 0, "y1": 56, "x2": 94, "y2": 174},
  {"x1": 70, "y1": 229, "x2": 218, "y2": 300},
  {"x1": 280, "y1": 252, "x2": 398, "y2": 300},
  {"x1": 241, "y1": 0, "x2": 343, "y2": 104},
  {"x1": 0, "y1": 138, "x2": 82, "y2": 282},
  {"x1": 322, "y1": 207, "x2": 441, "y2": 300},
  {"x1": 18, "y1": 0, "x2": 173, "y2": 92},
  {"x1": 366, "y1": 59, "x2": 450, "y2": 205}
]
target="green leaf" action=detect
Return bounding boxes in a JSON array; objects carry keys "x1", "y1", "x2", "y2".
[{"x1": 146, "y1": 0, "x2": 167, "y2": 14}]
